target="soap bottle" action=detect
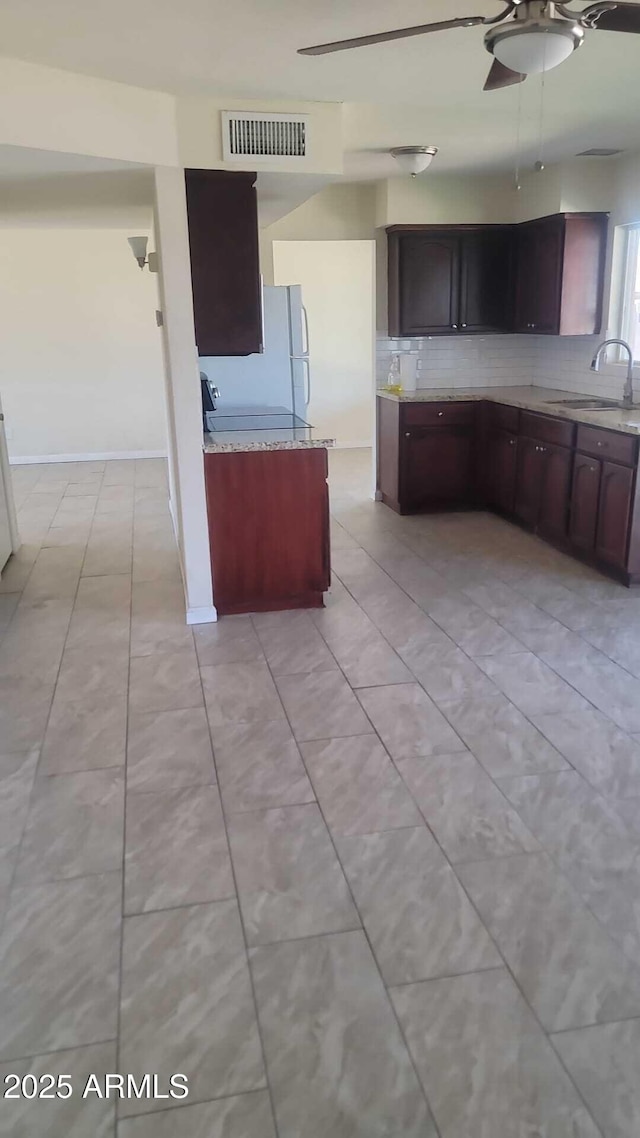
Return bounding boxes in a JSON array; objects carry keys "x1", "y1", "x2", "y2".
[{"x1": 387, "y1": 353, "x2": 402, "y2": 394}]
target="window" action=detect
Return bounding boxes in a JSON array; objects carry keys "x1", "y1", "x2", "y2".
[{"x1": 620, "y1": 225, "x2": 640, "y2": 362}]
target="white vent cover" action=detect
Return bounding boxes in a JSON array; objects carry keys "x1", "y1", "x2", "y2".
[{"x1": 221, "y1": 111, "x2": 308, "y2": 163}]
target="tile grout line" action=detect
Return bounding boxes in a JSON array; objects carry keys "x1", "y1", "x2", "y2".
[
  {"x1": 194, "y1": 637, "x2": 282, "y2": 1138},
  {"x1": 111, "y1": 472, "x2": 135, "y2": 1138},
  {"x1": 328, "y1": 488, "x2": 632, "y2": 1128},
  {"x1": 0, "y1": 471, "x2": 106, "y2": 941},
  {"x1": 254, "y1": 629, "x2": 446, "y2": 1138}
]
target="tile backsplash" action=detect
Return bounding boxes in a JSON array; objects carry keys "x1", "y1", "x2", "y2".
[{"x1": 377, "y1": 334, "x2": 634, "y2": 398}]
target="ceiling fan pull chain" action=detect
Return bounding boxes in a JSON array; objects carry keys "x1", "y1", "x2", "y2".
[
  {"x1": 514, "y1": 76, "x2": 524, "y2": 191},
  {"x1": 536, "y1": 46, "x2": 547, "y2": 171}
]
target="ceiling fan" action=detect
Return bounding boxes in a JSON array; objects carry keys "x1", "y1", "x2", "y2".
[{"x1": 298, "y1": 1, "x2": 640, "y2": 91}]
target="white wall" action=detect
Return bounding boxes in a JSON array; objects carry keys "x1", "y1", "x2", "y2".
[
  {"x1": 273, "y1": 240, "x2": 375, "y2": 448},
  {"x1": 382, "y1": 173, "x2": 517, "y2": 226},
  {"x1": 0, "y1": 227, "x2": 166, "y2": 460},
  {"x1": 153, "y1": 165, "x2": 214, "y2": 623},
  {"x1": 0, "y1": 57, "x2": 178, "y2": 166},
  {"x1": 260, "y1": 182, "x2": 377, "y2": 284}
]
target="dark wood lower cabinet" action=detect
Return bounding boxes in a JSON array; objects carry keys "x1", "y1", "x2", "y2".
[
  {"x1": 570, "y1": 453, "x2": 601, "y2": 552},
  {"x1": 537, "y1": 443, "x2": 572, "y2": 542},
  {"x1": 485, "y1": 429, "x2": 518, "y2": 514},
  {"x1": 596, "y1": 461, "x2": 634, "y2": 570},
  {"x1": 402, "y1": 427, "x2": 474, "y2": 510},
  {"x1": 204, "y1": 448, "x2": 330, "y2": 615},
  {"x1": 514, "y1": 437, "x2": 571, "y2": 541},
  {"x1": 514, "y1": 437, "x2": 544, "y2": 528},
  {"x1": 377, "y1": 396, "x2": 640, "y2": 584}
]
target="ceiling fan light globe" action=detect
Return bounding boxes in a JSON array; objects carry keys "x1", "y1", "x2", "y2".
[{"x1": 491, "y1": 26, "x2": 579, "y2": 74}]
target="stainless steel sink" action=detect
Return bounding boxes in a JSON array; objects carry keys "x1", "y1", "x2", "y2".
[{"x1": 545, "y1": 397, "x2": 620, "y2": 410}]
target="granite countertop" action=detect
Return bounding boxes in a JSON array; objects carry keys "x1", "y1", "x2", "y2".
[
  {"x1": 203, "y1": 431, "x2": 335, "y2": 454},
  {"x1": 378, "y1": 385, "x2": 640, "y2": 437}
]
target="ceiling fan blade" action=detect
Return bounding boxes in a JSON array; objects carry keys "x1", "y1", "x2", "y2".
[
  {"x1": 586, "y1": 2, "x2": 640, "y2": 33},
  {"x1": 298, "y1": 16, "x2": 485, "y2": 56},
  {"x1": 483, "y1": 58, "x2": 526, "y2": 90}
]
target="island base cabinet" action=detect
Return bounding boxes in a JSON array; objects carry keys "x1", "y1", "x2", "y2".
[{"x1": 204, "y1": 449, "x2": 330, "y2": 616}]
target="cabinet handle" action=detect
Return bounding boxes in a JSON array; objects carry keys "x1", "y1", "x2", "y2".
[
  {"x1": 509, "y1": 439, "x2": 516, "y2": 446},
  {"x1": 405, "y1": 432, "x2": 411, "y2": 438},
  {"x1": 452, "y1": 324, "x2": 458, "y2": 329},
  {"x1": 590, "y1": 466, "x2": 596, "y2": 472},
  {"x1": 461, "y1": 323, "x2": 467, "y2": 328},
  {"x1": 438, "y1": 411, "x2": 444, "y2": 417},
  {"x1": 597, "y1": 441, "x2": 604, "y2": 447}
]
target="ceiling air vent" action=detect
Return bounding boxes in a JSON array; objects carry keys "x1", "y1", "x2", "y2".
[
  {"x1": 221, "y1": 112, "x2": 308, "y2": 163},
  {"x1": 576, "y1": 148, "x2": 624, "y2": 157}
]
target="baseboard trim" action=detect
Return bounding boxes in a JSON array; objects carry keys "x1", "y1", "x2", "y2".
[
  {"x1": 9, "y1": 449, "x2": 168, "y2": 465},
  {"x1": 186, "y1": 605, "x2": 218, "y2": 625}
]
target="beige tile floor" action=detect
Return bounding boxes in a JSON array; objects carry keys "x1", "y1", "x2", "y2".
[{"x1": 1, "y1": 448, "x2": 640, "y2": 1135}]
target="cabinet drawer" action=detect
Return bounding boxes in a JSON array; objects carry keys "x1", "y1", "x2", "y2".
[
  {"x1": 487, "y1": 402, "x2": 520, "y2": 432},
  {"x1": 576, "y1": 425, "x2": 637, "y2": 467},
  {"x1": 403, "y1": 401, "x2": 476, "y2": 428},
  {"x1": 520, "y1": 411, "x2": 575, "y2": 449}
]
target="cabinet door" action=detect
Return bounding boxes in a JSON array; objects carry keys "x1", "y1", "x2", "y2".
[
  {"x1": 397, "y1": 233, "x2": 461, "y2": 335},
  {"x1": 185, "y1": 169, "x2": 262, "y2": 356},
  {"x1": 485, "y1": 428, "x2": 518, "y2": 514},
  {"x1": 537, "y1": 443, "x2": 572, "y2": 542},
  {"x1": 460, "y1": 229, "x2": 514, "y2": 332},
  {"x1": 533, "y1": 217, "x2": 565, "y2": 333},
  {"x1": 595, "y1": 461, "x2": 634, "y2": 569},
  {"x1": 515, "y1": 217, "x2": 564, "y2": 334},
  {"x1": 514, "y1": 436, "x2": 543, "y2": 526},
  {"x1": 570, "y1": 453, "x2": 602, "y2": 552},
  {"x1": 402, "y1": 427, "x2": 473, "y2": 509}
]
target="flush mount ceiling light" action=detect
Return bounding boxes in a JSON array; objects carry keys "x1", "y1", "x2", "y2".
[{"x1": 390, "y1": 146, "x2": 439, "y2": 177}]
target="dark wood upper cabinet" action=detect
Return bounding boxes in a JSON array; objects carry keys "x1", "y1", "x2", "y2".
[
  {"x1": 389, "y1": 231, "x2": 460, "y2": 335},
  {"x1": 388, "y1": 225, "x2": 514, "y2": 337},
  {"x1": 185, "y1": 169, "x2": 262, "y2": 356},
  {"x1": 460, "y1": 228, "x2": 515, "y2": 332},
  {"x1": 514, "y1": 213, "x2": 608, "y2": 336},
  {"x1": 388, "y1": 213, "x2": 607, "y2": 338}
]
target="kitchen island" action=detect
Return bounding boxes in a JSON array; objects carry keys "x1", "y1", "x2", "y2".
[{"x1": 204, "y1": 429, "x2": 334, "y2": 615}]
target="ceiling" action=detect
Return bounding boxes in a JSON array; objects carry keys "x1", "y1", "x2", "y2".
[
  {"x1": 0, "y1": 146, "x2": 144, "y2": 180},
  {"x1": 1, "y1": 1, "x2": 640, "y2": 175}
]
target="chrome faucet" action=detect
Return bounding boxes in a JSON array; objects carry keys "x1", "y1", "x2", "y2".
[{"x1": 590, "y1": 339, "x2": 636, "y2": 410}]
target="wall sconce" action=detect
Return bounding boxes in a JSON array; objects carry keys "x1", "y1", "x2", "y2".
[{"x1": 127, "y1": 236, "x2": 158, "y2": 272}]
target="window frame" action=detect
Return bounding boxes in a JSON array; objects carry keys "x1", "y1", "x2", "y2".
[{"x1": 619, "y1": 223, "x2": 640, "y2": 364}]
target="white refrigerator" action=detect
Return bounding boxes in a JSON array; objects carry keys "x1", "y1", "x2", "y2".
[{"x1": 199, "y1": 285, "x2": 310, "y2": 421}]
